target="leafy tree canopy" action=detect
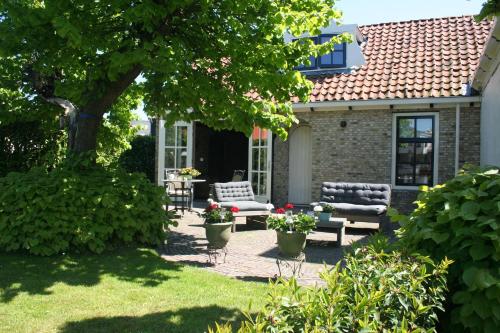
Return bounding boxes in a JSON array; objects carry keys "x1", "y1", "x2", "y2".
[
  {"x1": 476, "y1": 0, "x2": 500, "y2": 20},
  {"x1": 0, "y1": 0, "x2": 349, "y2": 153}
]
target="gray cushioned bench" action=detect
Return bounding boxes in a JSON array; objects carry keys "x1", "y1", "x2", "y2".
[
  {"x1": 214, "y1": 181, "x2": 271, "y2": 232},
  {"x1": 311, "y1": 182, "x2": 391, "y2": 227}
]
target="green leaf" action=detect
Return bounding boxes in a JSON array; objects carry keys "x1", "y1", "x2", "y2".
[
  {"x1": 469, "y1": 243, "x2": 491, "y2": 261},
  {"x1": 461, "y1": 202, "x2": 481, "y2": 220}
]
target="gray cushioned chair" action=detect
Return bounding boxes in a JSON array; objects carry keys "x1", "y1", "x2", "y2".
[
  {"x1": 213, "y1": 181, "x2": 271, "y2": 232},
  {"x1": 311, "y1": 182, "x2": 391, "y2": 227}
]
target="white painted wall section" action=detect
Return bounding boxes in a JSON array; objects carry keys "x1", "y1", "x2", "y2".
[{"x1": 481, "y1": 65, "x2": 500, "y2": 166}]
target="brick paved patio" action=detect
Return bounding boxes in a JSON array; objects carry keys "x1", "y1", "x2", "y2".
[{"x1": 160, "y1": 208, "x2": 378, "y2": 285}]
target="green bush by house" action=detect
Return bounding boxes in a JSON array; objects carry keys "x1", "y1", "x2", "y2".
[
  {"x1": 392, "y1": 166, "x2": 500, "y2": 333},
  {"x1": 0, "y1": 163, "x2": 172, "y2": 256},
  {"x1": 210, "y1": 243, "x2": 450, "y2": 332},
  {"x1": 119, "y1": 135, "x2": 156, "y2": 183}
]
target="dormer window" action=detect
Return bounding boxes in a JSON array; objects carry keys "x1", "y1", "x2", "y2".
[{"x1": 295, "y1": 34, "x2": 346, "y2": 70}]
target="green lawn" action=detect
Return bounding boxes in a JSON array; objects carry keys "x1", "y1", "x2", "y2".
[{"x1": 0, "y1": 248, "x2": 268, "y2": 333}]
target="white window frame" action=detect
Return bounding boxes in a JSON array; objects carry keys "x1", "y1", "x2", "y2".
[
  {"x1": 391, "y1": 112, "x2": 439, "y2": 190},
  {"x1": 157, "y1": 119, "x2": 193, "y2": 186}
]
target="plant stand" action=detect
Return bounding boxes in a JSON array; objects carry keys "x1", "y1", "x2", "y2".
[
  {"x1": 207, "y1": 246, "x2": 228, "y2": 265},
  {"x1": 276, "y1": 252, "x2": 306, "y2": 278}
]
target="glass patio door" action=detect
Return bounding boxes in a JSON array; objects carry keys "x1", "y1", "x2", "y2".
[
  {"x1": 248, "y1": 127, "x2": 272, "y2": 203},
  {"x1": 157, "y1": 120, "x2": 193, "y2": 184}
]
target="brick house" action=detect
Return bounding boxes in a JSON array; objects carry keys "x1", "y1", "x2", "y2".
[{"x1": 156, "y1": 15, "x2": 494, "y2": 212}]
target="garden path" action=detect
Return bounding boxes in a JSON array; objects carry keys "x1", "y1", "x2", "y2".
[{"x1": 160, "y1": 208, "x2": 377, "y2": 285}]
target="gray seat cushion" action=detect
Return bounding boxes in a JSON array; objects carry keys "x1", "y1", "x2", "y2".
[
  {"x1": 324, "y1": 202, "x2": 387, "y2": 216},
  {"x1": 219, "y1": 201, "x2": 269, "y2": 211},
  {"x1": 321, "y1": 182, "x2": 391, "y2": 206},
  {"x1": 214, "y1": 181, "x2": 255, "y2": 202}
]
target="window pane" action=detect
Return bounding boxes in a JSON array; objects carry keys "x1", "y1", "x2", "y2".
[
  {"x1": 251, "y1": 172, "x2": 259, "y2": 195},
  {"x1": 177, "y1": 126, "x2": 188, "y2": 147},
  {"x1": 259, "y1": 148, "x2": 267, "y2": 171},
  {"x1": 259, "y1": 172, "x2": 267, "y2": 196},
  {"x1": 416, "y1": 118, "x2": 433, "y2": 138},
  {"x1": 165, "y1": 127, "x2": 175, "y2": 146},
  {"x1": 399, "y1": 118, "x2": 415, "y2": 138},
  {"x1": 334, "y1": 43, "x2": 344, "y2": 51},
  {"x1": 320, "y1": 53, "x2": 332, "y2": 65},
  {"x1": 416, "y1": 143, "x2": 433, "y2": 164},
  {"x1": 398, "y1": 143, "x2": 415, "y2": 164},
  {"x1": 252, "y1": 148, "x2": 259, "y2": 171},
  {"x1": 260, "y1": 128, "x2": 268, "y2": 144},
  {"x1": 397, "y1": 164, "x2": 414, "y2": 185},
  {"x1": 332, "y1": 51, "x2": 344, "y2": 65},
  {"x1": 165, "y1": 148, "x2": 175, "y2": 168},
  {"x1": 176, "y1": 148, "x2": 187, "y2": 168},
  {"x1": 320, "y1": 36, "x2": 331, "y2": 44},
  {"x1": 416, "y1": 164, "x2": 432, "y2": 184},
  {"x1": 252, "y1": 128, "x2": 260, "y2": 146}
]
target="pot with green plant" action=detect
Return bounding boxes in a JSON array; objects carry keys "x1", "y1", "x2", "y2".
[
  {"x1": 200, "y1": 201, "x2": 239, "y2": 249},
  {"x1": 178, "y1": 167, "x2": 201, "y2": 180},
  {"x1": 267, "y1": 204, "x2": 316, "y2": 257},
  {"x1": 315, "y1": 204, "x2": 335, "y2": 223}
]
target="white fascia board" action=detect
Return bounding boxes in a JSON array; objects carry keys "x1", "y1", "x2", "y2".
[{"x1": 293, "y1": 96, "x2": 481, "y2": 111}]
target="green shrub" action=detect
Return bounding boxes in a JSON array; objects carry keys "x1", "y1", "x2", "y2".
[
  {"x1": 391, "y1": 166, "x2": 500, "y2": 332},
  {"x1": 119, "y1": 135, "x2": 156, "y2": 182},
  {"x1": 0, "y1": 120, "x2": 66, "y2": 177},
  {"x1": 0, "y1": 164, "x2": 173, "y2": 256},
  {"x1": 210, "y1": 243, "x2": 450, "y2": 332}
]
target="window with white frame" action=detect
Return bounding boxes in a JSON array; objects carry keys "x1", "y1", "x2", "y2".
[
  {"x1": 165, "y1": 125, "x2": 189, "y2": 171},
  {"x1": 393, "y1": 114, "x2": 438, "y2": 187}
]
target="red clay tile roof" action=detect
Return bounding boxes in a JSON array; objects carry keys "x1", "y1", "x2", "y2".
[{"x1": 303, "y1": 15, "x2": 494, "y2": 103}]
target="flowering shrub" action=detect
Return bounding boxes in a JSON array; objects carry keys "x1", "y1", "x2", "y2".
[
  {"x1": 267, "y1": 212, "x2": 315, "y2": 234},
  {"x1": 200, "y1": 201, "x2": 238, "y2": 224},
  {"x1": 178, "y1": 167, "x2": 201, "y2": 177},
  {"x1": 284, "y1": 202, "x2": 294, "y2": 210}
]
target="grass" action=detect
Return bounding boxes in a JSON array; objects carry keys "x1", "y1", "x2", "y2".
[{"x1": 0, "y1": 247, "x2": 269, "y2": 333}]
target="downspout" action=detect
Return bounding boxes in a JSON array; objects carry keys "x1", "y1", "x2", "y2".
[{"x1": 455, "y1": 104, "x2": 461, "y2": 175}]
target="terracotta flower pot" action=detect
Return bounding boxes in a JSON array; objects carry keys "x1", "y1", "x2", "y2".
[
  {"x1": 204, "y1": 222, "x2": 232, "y2": 249},
  {"x1": 276, "y1": 231, "x2": 307, "y2": 257}
]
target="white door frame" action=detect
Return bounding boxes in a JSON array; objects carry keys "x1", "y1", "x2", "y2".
[
  {"x1": 248, "y1": 128, "x2": 273, "y2": 203},
  {"x1": 157, "y1": 119, "x2": 193, "y2": 185}
]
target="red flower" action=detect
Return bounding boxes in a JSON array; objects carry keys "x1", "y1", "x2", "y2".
[
  {"x1": 284, "y1": 203, "x2": 294, "y2": 210},
  {"x1": 230, "y1": 206, "x2": 240, "y2": 213},
  {"x1": 276, "y1": 208, "x2": 285, "y2": 214},
  {"x1": 206, "y1": 203, "x2": 218, "y2": 212}
]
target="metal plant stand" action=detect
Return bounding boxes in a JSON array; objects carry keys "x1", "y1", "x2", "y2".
[
  {"x1": 276, "y1": 252, "x2": 306, "y2": 277},
  {"x1": 207, "y1": 246, "x2": 228, "y2": 264}
]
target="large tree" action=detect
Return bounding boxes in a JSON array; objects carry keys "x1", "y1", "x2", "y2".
[{"x1": 0, "y1": 0, "x2": 348, "y2": 155}]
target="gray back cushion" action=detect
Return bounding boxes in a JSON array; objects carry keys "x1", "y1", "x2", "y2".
[
  {"x1": 321, "y1": 182, "x2": 391, "y2": 206},
  {"x1": 214, "y1": 181, "x2": 255, "y2": 202}
]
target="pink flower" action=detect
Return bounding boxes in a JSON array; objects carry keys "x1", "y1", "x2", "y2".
[
  {"x1": 230, "y1": 206, "x2": 240, "y2": 213},
  {"x1": 276, "y1": 208, "x2": 285, "y2": 214},
  {"x1": 284, "y1": 203, "x2": 294, "y2": 210}
]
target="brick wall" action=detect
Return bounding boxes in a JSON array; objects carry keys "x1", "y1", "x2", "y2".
[{"x1": 272, "y1": 106, "x2": 481, "y2": 213}]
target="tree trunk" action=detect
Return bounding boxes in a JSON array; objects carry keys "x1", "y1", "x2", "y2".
[
  {"x1": 69, "y1": 113, "x2": 103, "y2": 153},
  {"x1": 66, "y1": 64, "x2": 143, "y2": 154}
]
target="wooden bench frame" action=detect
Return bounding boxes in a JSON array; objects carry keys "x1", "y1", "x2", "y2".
[{"x1": 231, "y1": 211, "x2": 270, "y2": 232}]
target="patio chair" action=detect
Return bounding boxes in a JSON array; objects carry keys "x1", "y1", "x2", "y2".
[
  {"x1": 213, "y1": 181, "x2": 271, "y2": 232},
  {"x1": 164, "y1": 170, "x2": 192, "y2": 213},
  {"x1": 231, "y1": 170, "x2": 246, "y2": 182}
]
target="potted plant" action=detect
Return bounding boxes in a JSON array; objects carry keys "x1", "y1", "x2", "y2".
[
  {"x1": 201, "y1": 201, "x2": 239, "y2": 249},
  {"x1": 178, "y1": 167, "x2": 201, "y2": 180},
  {"x1": 315, "y1": 204, "x2": 335, "y2": 223},
  {"x1": 267, "y1": 204, "x2": 316, "y2": 257}
]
